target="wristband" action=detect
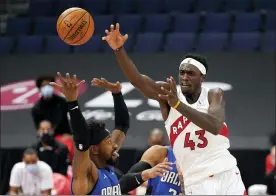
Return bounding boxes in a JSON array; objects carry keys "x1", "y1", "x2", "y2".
[{"x1": 173, "y1": 100, "x2": 181, "y2": 109}]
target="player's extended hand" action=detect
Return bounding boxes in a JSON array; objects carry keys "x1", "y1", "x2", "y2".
[
  {"x1": 102, "y1": 23, "x2": 128, "y2": 50},
  {"x1": 158, "y1": 76, "x2": 179, "y2": 108},
  {"x1": 144, "y1": 158, "x2": 173, "y2": 179},
  {"x1": 91, "y1": 78, "x2": 122, "y2": 94},
  {"x1": 49, "y1": 72, "x2": 85, "y2": 102}
]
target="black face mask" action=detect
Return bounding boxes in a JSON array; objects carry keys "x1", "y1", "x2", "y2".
[{"x1": 40, "y1": 133, "x2": 54, "y2": 145}]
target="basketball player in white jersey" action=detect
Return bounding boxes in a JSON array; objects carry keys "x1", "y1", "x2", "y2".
[{"x1": 103, "y1": 23, "x2": 246, "y2": 195}]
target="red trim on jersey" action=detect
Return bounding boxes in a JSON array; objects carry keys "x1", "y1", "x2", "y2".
[
  {"x1": 218, "y1": 124, "x2": 229, "y2": 138},
  {"x1": 244, "y1": 190, "x2": 247, "y2": 195},
  {"x1": 169, "y1": 116, "x2": 191, "y2": 148}
]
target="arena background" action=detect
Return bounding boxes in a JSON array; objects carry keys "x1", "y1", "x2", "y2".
[{"x1": 0, "y1": 52, "x2": 275, "y2": 193}]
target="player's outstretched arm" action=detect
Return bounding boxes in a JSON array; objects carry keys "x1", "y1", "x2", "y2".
[
  {"x1": 119, "y1": 145, "x2": 172, "y2": 194},
  {"x1": 91, "y1": 78, "x2": 130, "y2": 151},
  {"x1": 102, "y1": 23, "x2": 169, "y2": 100},
  {"x1": 159, "y1": 77, "x2": 225, "y2": 135},
  {"x1": 50, "y1": 73, "x2": 98, "y2": 195}
]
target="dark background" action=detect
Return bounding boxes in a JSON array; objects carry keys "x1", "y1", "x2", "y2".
[{"x1": 0, "y1": 52, "x2": 275, "y2": 193}]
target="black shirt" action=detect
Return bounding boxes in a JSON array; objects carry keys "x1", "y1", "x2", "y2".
[
  {"x1": 32, "y1": 140, "x2": 69, "y2": 176},
  {"x1": 31, "y1": 94, "x2": 71, "y2": 136},
  {"x1": 265, "y1": 168, "x2": 276, "y2": 195}
]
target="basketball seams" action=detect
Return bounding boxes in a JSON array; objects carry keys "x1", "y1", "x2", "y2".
[
  {"x1": 57, "y1": 8, "x2": 82, "y2": 32},
  {"x1": 63, "y1": 12, "x2": 88, "y2": 41},
  {"x1": 71, "y1": 14, "x2": 91, "y2": 45}
]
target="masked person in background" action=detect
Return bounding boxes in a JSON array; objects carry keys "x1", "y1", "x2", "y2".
[
  {"x1": 9, "y1": 148, "x2": 53, "y2": 195},
  {"x1": 32, "y1": 120, "x2": 69, "y2": 176},
  {"x1": 31, "y1": 75, "x2": 74, "y2": 162}
]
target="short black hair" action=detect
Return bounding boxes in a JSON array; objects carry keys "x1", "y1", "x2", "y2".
[
  {"x1": 87, "y1": 119, "x2": 107, "y2": 142},
  {"x1": 23, "y1": 148, "x2": 37, "y2": 156},
  {"x1": 149, "y1": 128, "x2": 164, "y2": 136},
  {"x1": 36, "y1": 75, "x2": 55, "y2": 89},
  {"x1": 182, "y1": 53, "x2": 209, "y2": 73}
]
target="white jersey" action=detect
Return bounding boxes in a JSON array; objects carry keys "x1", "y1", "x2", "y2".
[{"x1": 164, "y1": 87, "x2": 237, "y2": 186}]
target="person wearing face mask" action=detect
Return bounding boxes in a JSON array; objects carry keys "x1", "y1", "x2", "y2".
[
  {"x1": 32, "y1": 120, "x2": 69, "y2": 176},
  {"x1": 9, "y1": 148, "x2": 53, "y2": 195},
  {"x1": 31, "y1": 75, "x2": 71, "y2": 136},
  {"x1": 31, "y1": 75, "x2": 74, "y2": 162}
]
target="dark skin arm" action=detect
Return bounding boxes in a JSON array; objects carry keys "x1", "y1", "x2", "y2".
[
  {"x1": 102, "y1": 23, "x2": 169, "y2": 100},
  {"x1": 41, "y1": 189, "x2": 51, "y2": 195},
  {"x1": 160, "y1": 77, "x2": 225, "y2": 135},
  {"x1": 50, "y1": 73, "x2": 98, "y2": 195},
  {"x1": 9, "y1": 187, "x2": 19, "y2": 195}
]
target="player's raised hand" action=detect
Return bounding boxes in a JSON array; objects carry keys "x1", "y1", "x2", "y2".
[
  {"x1": 91, "y1": 78, "x2": 122, "y2": 94},
  {"x1": 50, "y1": 72, "x2": 85, "y2": 102},
  {"x1": 143, "y1": 158, "x2": 173, "y2": 180},
  {"x1": 102, "y1": 23, "x2": 128, "y2": 50},
  {"x1": 158, "y1": 76, "x2": 180, "y2": 108}
]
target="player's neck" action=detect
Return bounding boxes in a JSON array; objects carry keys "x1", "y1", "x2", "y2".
[
  {"x1": 184, "y1": 87, "x2": 202, "y2": 104},
  {"x1": 93, "y1": 158, "x2": 108, "y2": 168}
]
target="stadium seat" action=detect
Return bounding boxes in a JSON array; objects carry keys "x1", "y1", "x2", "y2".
[
  {"x1": 234, "y1": 12, "x2": 261, "y2": 32},
  {"x1": 137, "y1": 0, "x2": 165, "y2": 14},
  {"x1": 45, "y1": 36, "x2": 71, "y2": 53},
  {"x1": 195, "y1": 0, "x2": 222, "y2": 12},
  {"x1": 109, "y1": 0, "x2": 135, "y2": 14},
  {"x1": 262, "y1": 32, "x2": 276, "y2": 51},
  {"x1": 203, "y1": 13, "x2": 231, "y2": 32},
  {"x1": 0, "y1": 37, "x2": 14, "y2": 54},
  {"x1": 265, "y1": 12, "x2": 276, "y2": 31},
  {"x1": 224, "y1": 0, "x2": 252, "y2": 12},
  {"x1": 34, "y1": 17, "x2": 56, "y2": 35},
  {"x1": 6, "y1": 18, "x2": 31, "y2": 36},
  {"x1": 166, "y1": 0, "x2": 194, "y2": 13},
  {"x1": 135, "y1": 33, "x2": 163, "y2": 52},
  {"x1": 164, "y1": 33, "x2": 195, "y2": 52},
  {"x1": 81, "y1": 0, "x2": 107, "y2": 14},
  {"x1": 15, "y1": 36, "x2": 43, "y2": 53},
  {"x1": 74, "y1": 35, "x2": 102, "y2": 53},
  {"x1": 144, "y1": 14, "x2": 171, "y2": 33},
  {"x1": 173, "y1": 14, "x2": 200, "y2": 33},
  {"x1": 54, "y1": 0, "x2": 80, "y2": 16},
  {"x1": 228, "y1": 33, "x2": 260, "y2": 51},
  {"x1": 29, "y1": 0, "x2": 53, "y2": 16},
  {"x1": 117, "y1": 15, "x2": 142, "y2": 34},
  {"x1": 255, "y1": 0, "x2": 276, "y2": 11},
  {"x1": 103, "y1": 34, "x2": 134, "y2": 52},
  {"x1": 93, "y1": 15, "x2": 114, "y2": 35},
  {"x1": 197, "y1": 33, "x2": 228, "y2": 51}
]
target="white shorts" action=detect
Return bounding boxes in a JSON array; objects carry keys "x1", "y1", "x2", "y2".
[{"x1": 185, "y1": 166, "x2": 246, "y2": 195}]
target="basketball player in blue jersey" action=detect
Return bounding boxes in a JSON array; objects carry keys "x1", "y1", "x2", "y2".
[
  {"x1": 119, "y1": 145, "x2": 185, "y2": 195},
  {"x1": 50, "y1": 73, "x2": 132, "y2": 195}
]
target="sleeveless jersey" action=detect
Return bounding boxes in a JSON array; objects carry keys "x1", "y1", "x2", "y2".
[
  {"x1": 71, "y1": 166, "x2": 121, "y2": 195},
  {"x1": 164, "y1": 86, "x2": 237, "y2": 186},
  {"x1": 146, "y1": 147, "x2": 181, "y2": 195}
]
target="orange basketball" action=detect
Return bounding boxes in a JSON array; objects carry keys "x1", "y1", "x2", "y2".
[{"x1": 56, "y1": 7, "x2": 94, "y2": 45}]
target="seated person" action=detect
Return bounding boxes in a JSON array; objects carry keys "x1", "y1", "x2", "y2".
[
  {"x1": 9, "y1": 148, "x2": 53, "y2": 195},
  {"x1": 32, "y1": 120, "x2": 69, "y2": 176}
]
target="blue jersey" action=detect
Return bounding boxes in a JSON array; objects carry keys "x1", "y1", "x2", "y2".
[
  {"x1": 146, "y1": 147, "x2": 181, "y2": 195},
  {"x1": 72, "y1": 166, "x2": 121, "y2": 195}
]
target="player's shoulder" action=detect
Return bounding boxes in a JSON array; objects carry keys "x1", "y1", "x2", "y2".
[{"x1": 144, "y1": 145, "x2": 168, "y2": 163}]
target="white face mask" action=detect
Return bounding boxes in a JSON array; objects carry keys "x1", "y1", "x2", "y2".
[
  {"x1": 26, "y1": 164, "x2": 39, "y2": 174},
  {"x1": 41, "y1": 85, "x2": 54, "y2": 98}
]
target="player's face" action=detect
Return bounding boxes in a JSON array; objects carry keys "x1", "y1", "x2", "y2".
[
  {"x1": 23, "y1": 154, "x2": 38, "y2": 164},
  {"x1": 179, "y1": 64, "x2": 203, "y2": 95},
  {"x1": 99, "y1": 136, "x2": 118, "y2": 166}
]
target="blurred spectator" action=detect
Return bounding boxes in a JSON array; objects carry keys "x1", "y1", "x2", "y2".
[
  {"x1": 134, "y1": 128, "x2": 167, "y2": 163},
  {"x1": 31, "y1": 75, "x2": 74, "y2": 161},
  {"x1": 248, "y1": 136, "x2": 275, "y2": 195},
  {"x1": 9, "y1": 148, "x2": 53, "y2": 195},
  {"x1": 32, "y1": 120, "x2": 69, "y2": 176},
  {"x1": 31, "y1": 75, "x2": 71, "y2": 136}
]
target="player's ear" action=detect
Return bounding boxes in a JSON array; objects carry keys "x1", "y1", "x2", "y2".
[
  {"x1": 90, "y1": 145, "x2": 99, "y2": 155},
  {"x1": 200, "y1": 74, "x2": 205, "y2": 83}
]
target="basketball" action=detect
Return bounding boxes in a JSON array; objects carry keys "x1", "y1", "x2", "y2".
[{"x1": 56, "y1": 7, "x2": 94, "y2": 45}]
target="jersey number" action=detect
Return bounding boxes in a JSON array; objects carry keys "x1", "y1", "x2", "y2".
[
  {"x1": 184, "y1": 130, "x2": 208, "y2": 150},
  {"x1": 169, "y1": 188, "x2": 178, "y2": 195}
]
